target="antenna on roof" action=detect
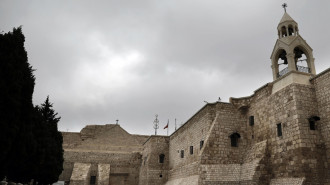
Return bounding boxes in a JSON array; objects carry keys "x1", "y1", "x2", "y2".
[
  {"x1": 175, "y1": 118, "x2": 177, "y2": 130},
  {"x1": 282, "y1": 3, "x2": 287, "y2": 13},
  {"x1": 153, "y1": 114, "x2": 159, "y2": 135}
]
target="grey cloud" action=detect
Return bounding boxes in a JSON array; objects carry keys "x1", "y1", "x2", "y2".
[{"x1": 1, "y1": 0, "x2": 329, "y2": 135}]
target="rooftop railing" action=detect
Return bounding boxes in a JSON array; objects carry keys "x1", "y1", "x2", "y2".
[{"x1": 277, "y1": 65, "x2": 310, "y2": 78}]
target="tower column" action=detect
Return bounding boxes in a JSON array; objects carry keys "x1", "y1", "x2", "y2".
[
  {"x1": 286, "y1": 27, "x2": 289, "y2": 37},
  {"x1": 271, "y1": 63, "x2": 278, "y2": 80},
  {"x1": 309, "y1": 57, "x2": 316, "y2": 74},
  {"x1": 286, "y1": 53, "x2": 296, "y2": 71}
]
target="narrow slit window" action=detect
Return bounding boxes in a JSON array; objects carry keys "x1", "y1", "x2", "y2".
[
  {"x1": 159, "y1": 154, "x2": 165, "y2": 163},
  {"x1": 200, "y1": 140, "x2": 204, "y2": 149},
  {"x1": 309, "y1": 120, "x2": 316, "y2": 130},
  {"x1": 190, "y1": 146, "x2": 193, "y2": 155},
  {"x1": 277, "y1": 123, "x2": 282, "y2": 137},
  {"x1": 249, "y1": 116, "x2": 254, "y2": 126},
  {"x1": 180, "y1": 150, "x2": 184, "y2": 158}
]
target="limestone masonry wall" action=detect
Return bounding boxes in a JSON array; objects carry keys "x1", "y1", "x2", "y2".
[
  {"x1": 168, "y1": 104, "x2": 216, "y2": 182},
  {"x1": 139, "y1": 136, "x2": 169, "y2": 185},
  {"x1": 311, "y1": 68, "x2": 330, "y2": 184}
]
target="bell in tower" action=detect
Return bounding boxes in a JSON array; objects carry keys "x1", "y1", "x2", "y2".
[{"x1": 270, "y1": 4, "x2": 316, "y2": 81}]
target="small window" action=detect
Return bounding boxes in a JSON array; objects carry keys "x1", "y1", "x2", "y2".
[
  {"x1": 229, "y1": 133, "x2": 240, "y2": 147},
  {"x1": 190, "y1": 146, "x2": 193, "y2": 155},
  {"x1": 159, "y1": 174, "x2": 163, "y2": 178},
  {"x1": 249, "y1": 116, "x2": 254, "y2": 126},
  {"x1": 90, "y1": 176, "x2": 96, "y2": 185},
  {"x1": 180, "y1": 150, "x2": 184, "y2": 158},
  {"x1": 308, "y1": 116, "x2": 320, "y2": 130},
  {"x1": 309, "y1": 120, "x2": 316, "y2": 130},
  {"x1": 277, "y1": 123, "x2": 282, "y2": 137},
  {"x1": 159, "y1": 154, "x2": 165, "y2": 163},
  {"x1": 200, "y1": 140, "x2": 204, "y2": 149}
]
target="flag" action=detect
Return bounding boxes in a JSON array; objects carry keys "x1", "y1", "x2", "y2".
[{"x1": 164, "y1": 120, "x2": 169, "y2": 129}]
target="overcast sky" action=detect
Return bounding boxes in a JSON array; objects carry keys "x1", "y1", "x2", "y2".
[{"x1": 1, "y1": 0, "x2": 329, "y2": 136}]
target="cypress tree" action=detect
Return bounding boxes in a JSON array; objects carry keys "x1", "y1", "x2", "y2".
[
  {"x1": 34, "y1": 96, "x2": 63, "y2": 185},
  {"x1": 0, "y1": 27, "x2": 63, "y2": 184},
  {"x1": 0, "y1": 27, "x2": 36, "y2": 182}
]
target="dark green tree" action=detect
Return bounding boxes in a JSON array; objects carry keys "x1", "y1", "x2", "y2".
[
  {"x1": 34, "y1": 96, "x2": 63, "y2": 185},
  {"x1": 0, "y1": 27, "x2": 37, "y2": 182},
  {"x1": 0, "y1": 27, "x2": 63, "y2": 184}
]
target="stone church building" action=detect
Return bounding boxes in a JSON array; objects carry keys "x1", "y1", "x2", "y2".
[{"x1": 59, "y1": 11, "x2": 330, "y2": 185}]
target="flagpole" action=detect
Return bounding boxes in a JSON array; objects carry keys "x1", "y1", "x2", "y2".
[{"x1": 175, "y1": 118, "x2": 177, "y2": 131}]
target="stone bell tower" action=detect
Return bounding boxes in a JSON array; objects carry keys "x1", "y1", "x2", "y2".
[{"x1": 270, "y1": 10, "x2": 316, "y2": 93}]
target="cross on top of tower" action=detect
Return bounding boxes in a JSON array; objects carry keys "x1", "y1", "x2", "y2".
[{"x1": 282, "y1": 3, "x2": 287, "y2": 13}]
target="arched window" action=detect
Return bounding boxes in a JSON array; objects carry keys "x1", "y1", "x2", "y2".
[
  {"x1": 277, "y1": 49, "x2": 288, "y2": 78},
  {"x1": 294, "y1": 47, "x2": 309, "y2": 73},
  {"x1": 281, "y1": 26, "x2": 287, "y2": 37},
  {"x1": 229, "y1": 132, "x2": 241, "y2": 147},
  {"x1": 159, "y1": 154, "x2": 165, "y2": 163},
  {"x1": 288, "y1": 25, "x2": 294, "y2": 36}
]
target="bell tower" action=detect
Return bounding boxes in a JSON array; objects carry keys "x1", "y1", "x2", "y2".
[{"x1": 270, "y1": 7, "x2": 316, "y2": 82}]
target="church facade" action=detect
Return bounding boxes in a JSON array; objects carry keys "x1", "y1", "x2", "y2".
[{"x1": 59, "y1": 12, "x2": 330, "y2": 185}]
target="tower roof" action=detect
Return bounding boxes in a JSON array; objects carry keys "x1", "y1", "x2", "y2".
[{"x1": 279, "y1": 12, "x2": 296, "y2": 24}]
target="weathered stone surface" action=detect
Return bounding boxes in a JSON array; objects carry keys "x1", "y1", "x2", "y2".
[
  {"x1": 97, "y1": 164, "x2": 110, "y2": 185},
  {"x1": 270, "y1": 177, "x2": 305, "y2": 185},
  {"x1": 70, "y1": 163, "x2": 91, "y2": 185},
  {"x1": 164, "y1": 175, "x2": 199, "y2": 185}
]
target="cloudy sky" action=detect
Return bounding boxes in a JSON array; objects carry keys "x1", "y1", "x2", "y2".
[{"x1": 1, "y1": 0, "x2": 329, "y2": 135}]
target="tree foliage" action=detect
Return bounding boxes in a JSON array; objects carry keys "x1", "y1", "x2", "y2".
[
  {"x1": 0, "y1": 27, "x2": 36, "y2": 182},
  {"x1": 0, "y1": 27, "x2": 63, "y2": 184},
  {"x1": 34, "y1": 96, "x2": 63, "y2": 185}
]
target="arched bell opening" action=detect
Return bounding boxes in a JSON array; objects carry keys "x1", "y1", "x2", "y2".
[
  {"x1": 276, "y1": 49, "x2": 289, "y2": 78},
  {"x1": 294, "y1": 46, "x2": 310, "y2": 74},
  {"x1": 288, "y1": 25, "x2": 294, "y2": 36},
  {"x1": 281, "y1": 26, "x2": 287, "y2": 37}
]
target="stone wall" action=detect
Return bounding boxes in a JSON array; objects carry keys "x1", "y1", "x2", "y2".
[
  {"x1": 200, "y1": 140, "x2": 268, "y2": 185},
  {"x1": 231, "y1": 81, "x2": 327, "y2": 185},
  {"x1": 200, "y1": 103, "x2": 247, "y2": 165},
  {"x1": 97, "y1": 164, "x2": 110, "y2": 185},
  {"x1": 167, "y1": 104, "x2": 216, "y2": 182},
  {"x1": 139, "y1": 136, "x2": 169, "y2": 185},
  {"x1": 164, "y1": 175, "x2": 199, "y2": 185},
  {"x1": 311, "y1": 67, "x2": 330, "y2": 184},
  {"x1": 59, "y1": 124, "x2": 148, "y2": 185},
  {"x1": 72, "y1": 124, "x2": 146, "y2": 152},
  {"x1": 70, "y1": 163, "x2": 91, "y2": 185},
  {"x1": 60, "y1": 150, "x2": 142, "y2": 184},
  {"x1": 62, "y1": 132, "x2": 82, "y2": 149},
  {"x1": 270, "y1": 178, "x2": 305, "y2": 185}
]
